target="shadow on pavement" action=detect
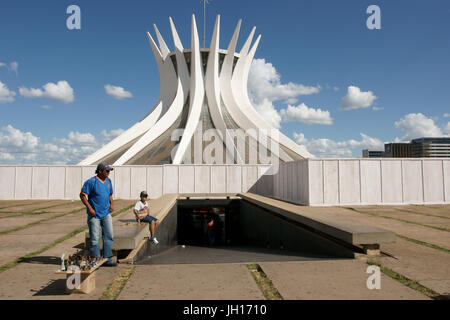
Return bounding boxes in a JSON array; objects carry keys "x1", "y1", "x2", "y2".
[
  {"x1": 73, "y1": 242, "x2": 85, "y2": 250},
  {"x1": 19, "y1": 256, "x2": 60, "y2": 265},
  {"x1": 32, "y1": 279, "x2": 68, "y2": 296},
  {"x1": 137, "y1": 245, "x2": 347, "y2": 265}
]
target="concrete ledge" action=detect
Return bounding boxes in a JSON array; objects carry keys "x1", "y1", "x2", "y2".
[
  {"x1": 118, "y1": 239, "x2": 147, "y2": 264},
  {"x1": 112, "y1": 222, "x2": 148, "y2": 250},
  {"x1": 85, "y1": 194, "x2": 178, "y2": 251},
  {"x1": 178, "y1": 193, "x2": 240, "y2": 200},
  {"x1": 239, "y1": 193, "x2": 396, "y2": 246}
]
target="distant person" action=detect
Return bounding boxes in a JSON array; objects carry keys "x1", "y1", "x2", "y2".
[
  {"x1": 80, "y1": 162, "x2": 116, "y2": 267},
  {"x1": 207, "y1": 211, "x2": 216, "y2": 246},
  {"x1": 133, "y1": 191, "x2": 160, "y2": 244}
]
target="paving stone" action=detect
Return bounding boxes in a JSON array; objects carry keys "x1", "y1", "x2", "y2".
[
  {"x1": 118, "y1": 263, "x2": 264, "y2": 300},
  {"x1": 260, "y1": 260, "x2": 429, "y2": 300},
  {"x1": 370, "y1": 237, "x2": 450, "y2": 296},
  {"x1": 295, "y1": 206, "x2": 450, "y2": 250},
  {"x1": 349, "y1": 206, "x2": 450, "y2": 229},
  {"x1": 0, "y1": 201, "x2": 69, "y2": 213}
]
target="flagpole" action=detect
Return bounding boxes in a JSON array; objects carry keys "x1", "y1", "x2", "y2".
[{"x1": 203, "y1": 0, "x2": 206, "y2": 48}]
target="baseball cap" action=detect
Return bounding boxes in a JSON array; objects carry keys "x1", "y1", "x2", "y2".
[
  {"x1": 140, "y1": 191, "x2": 148, "y2": 198},
  {"x1": 95, "y1": 162, "x2": 113, "y2": 174}
]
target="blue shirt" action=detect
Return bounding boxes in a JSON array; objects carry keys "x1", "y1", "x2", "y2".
[{"x1": 81, "y1": 176, "x2": 114, "y2": 218}]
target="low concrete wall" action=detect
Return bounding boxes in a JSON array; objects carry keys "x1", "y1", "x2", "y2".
[
  {"x1": 0, "y1": 165, "x2": 272, "y2": 200},
  {"x1": 1, "y1": 159, "x2": 448, "y2": 205},
  {"x1": 257, "y1": 158, "x2": 450, "y2": 206},
  {"x1": 134, "y1": 203, "x2": 179, "y2": 262},
  {"x1": 238, "y1": 200, "x2": 354, "y2": 257}
]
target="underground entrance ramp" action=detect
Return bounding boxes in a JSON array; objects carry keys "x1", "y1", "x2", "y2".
[
  {"x1": 136, "y1": 245, "x2": 342, "y2": 265},
  {"x1": 124, "y1": 193, "x2": 396, "y2": 265}
]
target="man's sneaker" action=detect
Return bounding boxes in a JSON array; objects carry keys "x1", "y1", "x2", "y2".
[
  {"x1": 104, "y1": 262, "x2": 117, "y2": 267},
  {"x1": 104, "y1": 259, "x2": 117, "y2": 267},
  {"x1": 152, "y1": 237, "x2": 159, "y2": 244}
]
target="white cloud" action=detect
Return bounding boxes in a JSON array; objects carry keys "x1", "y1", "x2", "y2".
[
  {"x1": 0, "y1": 125, "x2": 127, "y2": 164},
  {"x1": 444, "y1": 113, "x2": 450, "y2": 118},
  {"x1": 394, "y1": 113, "x2": 443, "y2": 141},
  {"x1": 325, "y1": 84, "x2": 339, "y2": 92},
  {"x1": 0, "y1": 81, "x2": 16, "y2": 104},
  {"x1": 293, "y1": 132, "x2": 383, "y2": 158},
  {"x1": 19, "y1": 80, "x2": 74, "y2": 104},
  {"x1": 285, "y1": 98, "x2": 298, "y2": 104},
  {"x1": 372, "y1": 106, "x2": 384, "y2": 111},
  {"x1": 444, "y1": 122, "x2": 450, "y2": 135},
  {"x1": 9, "y1": 62, "x2": 18, "y2": 74},
  {"x1": 248, "y1": 58, "x2": 321, "y2": 106},
  {"x1": 252, "y1": 98, "x2": 282, "y2": 129},
  {"x1": 339, "y1": 85, "x2": 377, "y2": 110},
  {"x1": 293, "y1": 132, "x2": 308, "y2": 145},
  {"x1": 53, "y1": 131, "x2": 97, "y2": 146},
  {"x1": 100, "y1": 129, "x2": 125, "y2": 142},
  {"x1": 0, "y1": 152, "x2": 15, "y2": 161},
  {"x1": 41, "y1": 105, "x2": 52, "y2": 110},
  {"x1": 0, "y1": 125, "x2": 39, "y2": 152},
  {"x1": 246, "y1": 59, "x2": 332, "y2": 128},
  {"x1": 104, "y1": 85, "x2": 133, "y2": 100},
  {"x1": 22, "y1": 153, "x2": 37, "y2": 163},
  {"x1": 0, "y1": 61, "x2": 18, "y2": 74},
  {"x1": 280, "y1": 103, "x2": 333, "y2": 125}
]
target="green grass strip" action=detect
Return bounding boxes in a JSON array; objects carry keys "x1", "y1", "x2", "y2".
[
  {"x1": 0, "y1": 210, "x2": 56, "y2": 219},
  {"x1": 342, "y1": 207, "x2": 450, "y2": 232},
  {"x1": 0, "y1": 204, "x2": 134, "y2": 274},
  {"x1": 0, "y1": 208, "x2": 85, "y2": 236},
  {"x1": 366, "y1": 260, "x2": 441, "y2": 299},
  {"x1": 0, "y1": 224, "x2": 89, "y2": 273},
  {"x1": 342, "y1": 207, "x2": 450, "y2": 253},
  {"x1": 413, "y1": 204, "x2": 448, "y2": 211},
  {"x1": 0, "y1": 201, "x2": 44, "y2": 210},
  {"x1": 0, "y1": 202, "x2": 82, "y2": 219},
  {"x1": 22, "y1": 201, "x2": 79, "y2": 214},
  {"x1": 99, "y1": 266, "x2": 135, "y2": 300},
  {"x1": 397, "y1": 234, "x2": 450, "y2": 254},
  {"x1": 247, "y1": 264, "x2": 283, "y2": 300},
  {"x1": 393, "y1": 207, "x2": 450, "y2": 220}
]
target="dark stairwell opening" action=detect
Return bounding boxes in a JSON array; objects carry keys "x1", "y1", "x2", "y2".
[{"x1": 135, "y1": 198, "x2": 355, "y2": 265}]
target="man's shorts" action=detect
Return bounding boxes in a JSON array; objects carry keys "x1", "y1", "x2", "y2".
[{"x1": 137, "y1": 215, "x2": 158, "y2": 223}]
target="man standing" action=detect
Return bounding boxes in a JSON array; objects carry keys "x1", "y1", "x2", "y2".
[{"x1": 80, "y1": 162, "x2": 116, "y2": 267}]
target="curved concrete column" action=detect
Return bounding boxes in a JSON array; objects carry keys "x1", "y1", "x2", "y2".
[
  {"x1": 151, "y1": 24, "x2": 178, "y2": 119},
  {"x1": 153, "y1": 23, "x2": 171, "y2": 59},
  {"x1": 172, "y1": 15, "x2": 205, "y2": 164},
  {"x1": 204, "y1": 15, "x2": 242, "y2": 164},
  {"x1": 232, "y1": 30, "x2": 312, "y2": 159},
  {"x1": 79, "y1": 15, "x2": 313, "y2": 166},
  {"x1": 221, "y1": 26, "x2": 291, "y2": 162},
  {"x1": 219, "y1": 23, "x2": 258, "y2": 148},
  {"x1": 114, "y1": 17, "x2": 191, "y2": 165},
  {"x1": 77, "y1": 32, "x2": 176, "y2": 165}
]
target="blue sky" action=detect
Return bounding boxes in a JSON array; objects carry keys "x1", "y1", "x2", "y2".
[{"x1": 0, "y1": 0, "x2": 449, "y2": 163}]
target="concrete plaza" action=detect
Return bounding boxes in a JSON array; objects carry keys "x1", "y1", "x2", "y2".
[{"x1": 0, "y1": 199, "x2": 448, "y2": 300}]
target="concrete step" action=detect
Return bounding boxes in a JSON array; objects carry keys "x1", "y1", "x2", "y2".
[
  {"x1": 239, "y1": 193, "x2": 396, "y2": 254},
  {"x1": 85, "y1": 194, "x2": 178, "y2": 251}
]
